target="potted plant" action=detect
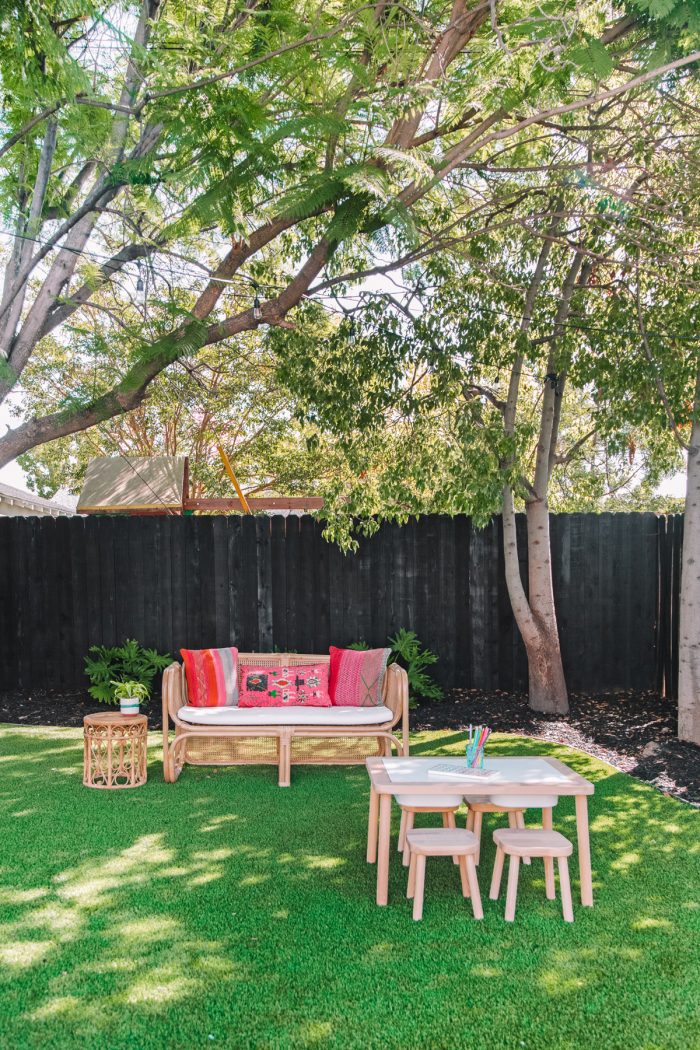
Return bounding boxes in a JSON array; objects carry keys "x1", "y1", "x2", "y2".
[{"x1": 112, "y1": 680, "x2": 150, "y2": 716}]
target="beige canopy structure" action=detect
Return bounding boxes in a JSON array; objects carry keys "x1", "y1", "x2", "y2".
[
  {"x1": 77, "y1": 456, "x2": 323, "y2": 515},
  {"x1": 77, "y1": 456, "x2": 187, "y2": 514}
]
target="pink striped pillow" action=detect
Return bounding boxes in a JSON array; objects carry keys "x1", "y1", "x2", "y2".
[
  {"x1": 329, "y1": 647, "x2": 390, "y2": 707},
  {"x1": 181, "y1": 647, "x2": 239, "y2": 707}
]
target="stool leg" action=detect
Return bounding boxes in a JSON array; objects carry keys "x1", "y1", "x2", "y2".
[
  {"x1": 544, "y1": 855, "x2": 556, "y2": 900},
  {"x1": 407, "y1": 852, "x2": 417, "y2": 899},
  {"x1": 473, "y1": 810, "x2": 483, "y2": 865},
  {"x1": 445, "y1": 811, "x2": 459, "y2": 864},
  {"x1": 558, "y1": 856, "x2": 574, "y2": 923},
  {"x1": 458, "y1": 855, "x2": 471, "y2": 898},
  {"x1": 402, "y1": 811, "x2": 414, "y2": 866},
  {"x1": 505, "y1": 856, "x2": 520, "y2": 922},
  {"x1": 398, "y1": 810, "x2": 407, "y2": 853},
  {"x1": 489, "y1": 845, "x2": 505, "y2": 900},
  {"x1": 466, "y1": 856, "x2": 483, "y2": 920},
  {"x1": 412, "y1": 855, "x2": 426, "y2": 921},
  {"x1": 515, "y1": 811, "x2": 531, "y2": 865}
]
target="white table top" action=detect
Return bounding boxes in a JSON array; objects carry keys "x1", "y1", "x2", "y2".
[{"x1": 366, "y1": 755, "x2": 594, "y2": 796}]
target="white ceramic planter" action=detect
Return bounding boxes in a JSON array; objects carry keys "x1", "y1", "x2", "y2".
[{"x1": 119, "y1": 697, "x2": 141, "y2": 716}]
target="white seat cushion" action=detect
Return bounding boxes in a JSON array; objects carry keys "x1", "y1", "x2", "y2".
[
  {"x1": 177, "y1": 704, "x2": 394, "y2": 727},
  {"x1": 488, "y1": 794, "x2": 559, "y2": 809},
  {"x1": 396, "y1": 793, "x2": 462, "y2": 809}
]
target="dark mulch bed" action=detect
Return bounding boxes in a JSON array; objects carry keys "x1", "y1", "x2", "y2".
[
  {"x1": 0, "y1": 689, "x2": 164, "y2": 730},
  {"x1": 416, "y1": 690, "x2": 700, "y2": 807},
  {"x1": 1, "y1": 686, "x2": 698, "y2": 806}
]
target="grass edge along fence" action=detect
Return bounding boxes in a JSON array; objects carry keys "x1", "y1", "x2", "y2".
[{"x1": 0, "y1": 512, "x2": 681, "y2": 698}]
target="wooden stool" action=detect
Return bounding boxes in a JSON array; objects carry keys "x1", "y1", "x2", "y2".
[
  {"x1": 83, "y1": 713, "x2": 148, "y2": 789},
  {"x1": 406, "y1": 828, "x2": 482, "y2": 921},
  {"x1": 465, "y1": 794, "x2": 559, "y2": 865},
  {"x1": 397, "y1": 794, "x2": 462, "y2": 867},
  {"x1": 490, "y1": 828, "x2": 574, "y2": 923}
]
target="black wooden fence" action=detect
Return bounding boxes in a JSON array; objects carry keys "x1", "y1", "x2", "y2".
[{"x1": 0, "y1": 512, "x2": 682, "y2": 697}]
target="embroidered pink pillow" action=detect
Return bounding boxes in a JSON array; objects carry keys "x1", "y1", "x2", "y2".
[
  {"x1": 181, "y1": 647, "x2": 239, "y2": 707},
  {"x1": 329, "y1": 647, "x2": 390, "y2": 707},
  {"x1": 238, "y1": 664, "x2": 331, "y2": 708}
]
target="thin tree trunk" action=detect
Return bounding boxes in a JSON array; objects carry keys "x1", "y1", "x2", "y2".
[
  {"x1": 518, "y1": 253, "x2": 586, "y2": 713},
  {"x1": 500, "y1": 205, "x2": 569, "y2": 713},
  {"x1": 678, "y1": 362, "x2": 700, "y2": 744},
  {"x1": 524, "y1": 497, "x2": 568, "y2": 711}
]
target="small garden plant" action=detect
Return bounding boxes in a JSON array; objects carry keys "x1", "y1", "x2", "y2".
[
  {"x1": 84, "y1": 639, "x2": 171, "y2": 705},
  {"x1": 111, "y1": 680, "x2": 150, "y2": 704}
]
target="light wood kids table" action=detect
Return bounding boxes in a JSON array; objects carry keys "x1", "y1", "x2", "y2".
[{"x1": 366, "y1": 756, "x2": 595, "y2": 908}]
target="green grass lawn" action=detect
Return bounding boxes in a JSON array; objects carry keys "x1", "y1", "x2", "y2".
[{"x1": 0, "y1": 726, "x2": 698, "y2": 1050}]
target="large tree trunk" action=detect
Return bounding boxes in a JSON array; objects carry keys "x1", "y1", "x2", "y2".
[
  {"x1": 502, "y1": 486, "x2": 569, "y2": 714},
  {"x1": 525, "y1": 497, "x2": 568, "y2": 713},
  {"x1": 678, "y1": 367, "x2": 700, "y2": 745}
]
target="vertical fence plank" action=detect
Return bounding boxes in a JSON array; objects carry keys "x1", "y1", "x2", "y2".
[
  {"x1": 314, "y1": 520, "x2": 331, "y2": 654},
  {"x1": 371, "y1": 521, "x2": 390, "y2": 647},
  {"x1": 284, "y1": 516, "x2": 300, "y2": 651},
  {"x1": 210, "y1": 516, "x2": 229, "y2": 647},
  {"x1": 297, "y1": 517, "x2": 316, "y2": 653},
  {"x1": 170, "y1": 517, "x2": 187, "y2": 653},
  {"x1": 469, "y1": 520, "x2": 488, "y2": 689},
  {"x1": 227, "y1": 517, "x2": 243, "y2": 648},
  {"x1": 659, "y1": 512, "x2": 671, "y2": 692},
  {"x1": 270, "y1": 516, "x2": 287, "y2": 651},
  {"x1": 239, "y1": 515, "x2": 259, "y2": 650},
  {"x1": 113, "y1": 518, "x2": 132, "y2": 646},
  {"x1": 63, "y1": 516, "x2": 86, "y2": 688},
  {"x1": 0, "y1": 521, "x2": 15, "y2": 688},
  {"x1": 453, "y1": 516, "x2": 471, "y2": 688},
  {"x1": 197, "y1": 516, "x2": 217, "y2": 648},
  {"x1": 670, "y1": 514, "x2": 683, "y2": 700},
  {"x1": 581, "y1": 514, "x2": 601, "y2": 693},
  {"x1": 256, "y1": 517, "x2": 274, "y2": 652},
  {"x1": 436, "y1": 517, "x2": 456, "y2": 688},
  {"x1": 156, "y1": 517, "x2": 174, "y2": 657},
  {"x1": 39, "y1": 519, "x2": 59, "y2": 688},
  {"x1": 327, "y1": 534, "x2": 345, "y2": 648},
  {"x1": 512, "y1": 514, "x2": 528, "y2": 692},
  {"x1": 636, "y1": 513, "x2": 659, "y2": 691}
]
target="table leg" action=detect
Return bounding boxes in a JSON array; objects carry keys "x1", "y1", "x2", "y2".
[
  {"x1": 376, "y1": 793, "x2": 392, "y2": 906},
  {"x1": 367, "y1": 786, "x2": 379, "y2": 863},
  {"x1": 575, "y1": 794, "x2": 593, "y2": 906}
]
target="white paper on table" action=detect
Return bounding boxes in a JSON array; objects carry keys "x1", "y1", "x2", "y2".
[
  {"x1": 381, "y1": 756, "x2": 573, "y2": 786},
  {"x1": 428, "y1": 762, "x2": 498, "y2": 781}
]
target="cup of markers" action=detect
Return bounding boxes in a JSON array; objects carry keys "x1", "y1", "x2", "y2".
[{"x1": 466, "y1": 724, "x2": 491, "y2": 769}]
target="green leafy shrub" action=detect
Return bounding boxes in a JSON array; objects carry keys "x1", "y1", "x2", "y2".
[
  {"x1": 388, "y1": 628, "x2": 443, "y2": 703},
  {"x1": 347, "y1": 630, "x2": 443, "y2": 704},
  {"x1": 84, "y1": 639, "x2": 172, "y2": 705}
]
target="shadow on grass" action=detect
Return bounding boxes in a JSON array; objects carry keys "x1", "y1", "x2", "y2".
[{"x1": 0, "y1": 725, "x2": 698, "y2": 1050}]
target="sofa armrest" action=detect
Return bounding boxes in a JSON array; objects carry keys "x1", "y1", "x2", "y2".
[
  {"x1": 162, "y1": 661, "x2": 185, "y2": 726},
  {"x1": 384, "y1": 663, "x2": 409, "y2": 755}
]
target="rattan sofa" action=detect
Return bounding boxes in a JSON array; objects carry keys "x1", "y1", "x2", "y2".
[{"x1": 161, "y1": 653, "x2": 409, "y2": 786}]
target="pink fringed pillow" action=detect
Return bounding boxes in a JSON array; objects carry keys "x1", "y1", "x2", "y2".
[
  {"x1": 181, "y1": 647, "x2": 239, "y2": 708},
  {"x1": 238, "y1": 664, "x2": 331, "y2": 708},
  {"x1": 329, "y1": 647, "x2": 390, "y2": 707}
]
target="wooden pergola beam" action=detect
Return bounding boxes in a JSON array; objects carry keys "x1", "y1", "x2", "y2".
[{"x1": 183, "y1": 497, "x2": 324, "y2": 512}]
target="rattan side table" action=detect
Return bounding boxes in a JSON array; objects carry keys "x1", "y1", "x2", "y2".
[{"x1": 83, "y1": 712, "x2": 148, "y2": 789}]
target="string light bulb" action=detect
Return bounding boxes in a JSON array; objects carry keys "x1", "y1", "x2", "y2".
[
  {"x1": 252, "y1": 282, "x2": 262, "y2": 320},
  {"x1": 136, "y1": 260, "x2": 144, "y2": 292}
]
